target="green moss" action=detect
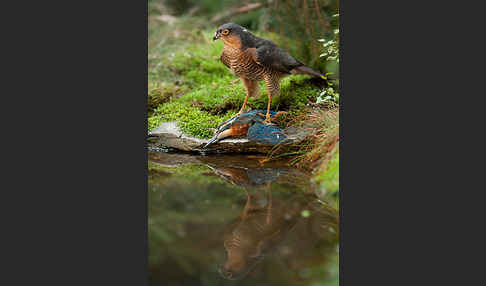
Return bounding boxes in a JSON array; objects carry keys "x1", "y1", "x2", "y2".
[
  {"x1": 314, "y1": 151, "x2": 339, "y2": 195},
  {"x1": 177, "y1": 82, "x2": 245, "y2": 111},
  {"x1": 148, "y1": 82, "x2": 188, "y2": 116},
  {"x1": 150, "y1": 101, "x2": 236, "y2": 138},
  {"x1": 247, "y1": 75, "x2": 320, "y2": 111}
]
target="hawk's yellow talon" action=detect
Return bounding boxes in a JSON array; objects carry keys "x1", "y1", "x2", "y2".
[{"x1": 262, "y1": 113, "x2": 274, "y2": 125}]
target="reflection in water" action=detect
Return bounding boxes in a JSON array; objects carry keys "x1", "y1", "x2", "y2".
[
  {"x1": 219, "y1": 186, "x2": 276, "y2": 280},
  {"x1": 148, "y1": 151, "x2": 339, "y2": 286},
  {"x1": 206, "y1": 164, "x2": 286, "y2": 189},
  {"x1": 218, "y1": 183, "x2": 338, "y2": 281}
]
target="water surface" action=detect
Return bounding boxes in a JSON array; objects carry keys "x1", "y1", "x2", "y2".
[{"x1": 148, "y1": 151, "x2": 339, "y2": 286}]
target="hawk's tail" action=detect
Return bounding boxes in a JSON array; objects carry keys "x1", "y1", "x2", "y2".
[{"x1": 291, "y1": 65, "x2": 327, "y2": 80}]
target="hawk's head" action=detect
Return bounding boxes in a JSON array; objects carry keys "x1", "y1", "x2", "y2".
[{"x1": 213, "y1": 23, "x2": 251, "y2": 48}]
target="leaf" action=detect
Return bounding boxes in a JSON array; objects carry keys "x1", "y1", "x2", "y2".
[{"x1": 301, "y1": 210, "x2": 311, "y2": 217}]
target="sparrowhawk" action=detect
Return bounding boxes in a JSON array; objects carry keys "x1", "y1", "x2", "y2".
[{"x1": 213, "y1": 23, "x2": 325, "y2": 125}]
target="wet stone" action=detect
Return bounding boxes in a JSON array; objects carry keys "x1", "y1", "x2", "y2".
[{"x1": 147, "y1": 121, "x2": 312, "y2": 154}]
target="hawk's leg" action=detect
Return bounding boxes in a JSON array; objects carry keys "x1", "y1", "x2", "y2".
[
  {"x1": 264, "y1": 93, "x2": 272, "y2": 124},
  {"x1": 263, "y1": 76, "x2": 280, "y2": 125},
  {"x1": 265, "y1": 182, "x2": 272, "y2": 225},
  {"x1": 241, "y1": 187, "x2": 251, "y2": 220},
  {"x1": 237, "y1": 78, "x2": 259, "y2": 116}
]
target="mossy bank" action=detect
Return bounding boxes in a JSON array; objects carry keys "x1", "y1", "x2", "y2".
[{"x1": 148, "y1": 26, "x2": 325, "y2": 137}]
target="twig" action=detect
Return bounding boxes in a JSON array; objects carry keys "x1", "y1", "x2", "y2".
[
  {"x1": 211, "y1": 3, "x2": 264, "y2": 23},
  {"x1": 187, "y1": 6, "x2": 200, "y2": 16}
]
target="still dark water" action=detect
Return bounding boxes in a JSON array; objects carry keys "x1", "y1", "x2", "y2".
[{"x1": 148, "y1": 151, "x2": 339, "y2": 286}]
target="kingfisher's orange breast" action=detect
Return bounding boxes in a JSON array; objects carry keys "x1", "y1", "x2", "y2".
[{"x1": 229, "y1": 122, "x2": 250, "y2": 137}]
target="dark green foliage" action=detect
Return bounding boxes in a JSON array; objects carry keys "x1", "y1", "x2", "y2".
[
  {"x1": 253, "y1": 0, "x2": 339, "y2": 71},
  {"x1": 150, "y1": 0, "x2": 241, "y2": 17},
  {"x1": 314, "y1": 151, "x2": 339, "y2": 196}
]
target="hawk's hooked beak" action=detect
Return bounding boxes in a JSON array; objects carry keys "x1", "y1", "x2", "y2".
[{"x1": 213, "y1": 31, "x2": 221, "y2": 41}]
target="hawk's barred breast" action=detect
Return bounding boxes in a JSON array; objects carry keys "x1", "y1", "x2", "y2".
[{"x1": 221, "y1": 46, "x2": 280, "y2": 82}]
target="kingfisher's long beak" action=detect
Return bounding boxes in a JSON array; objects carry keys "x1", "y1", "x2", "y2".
[
  {"x1": 204, "y1": 128, "x2": 234, "y2": 148},
  {"x1": 213, "y1": 32, "x2": 221, "y2": 41},
  {"x1": 204, "y1": 133, "x2": 221, "y2": 148}
]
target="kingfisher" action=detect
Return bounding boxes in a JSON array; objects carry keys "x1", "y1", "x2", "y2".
[{"x1": 204, "y1": 110, "x2": 289, "y2": 148}]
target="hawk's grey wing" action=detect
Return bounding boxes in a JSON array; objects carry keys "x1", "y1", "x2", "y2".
[{"x1": 252, "y1": 40, "x2": 303, "y2": 74}]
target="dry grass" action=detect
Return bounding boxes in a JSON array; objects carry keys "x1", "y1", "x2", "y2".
[
  {"x1": 290, "y1": 107, "x2": 339, "y2": 170},
  {"x1": 259, "y1": 106, "x2": 339, "y2": 173}
]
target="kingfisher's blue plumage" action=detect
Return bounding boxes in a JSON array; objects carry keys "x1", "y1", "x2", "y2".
[
  {"x1": 203, "y1": 110, "x2": 289, "y2": 148},
  {"x1": 247, "y1": 122, "x2": 287, "y2": 145},
  {"x1": 217, "y1": 110, "x2": 279, "y2": 130}
]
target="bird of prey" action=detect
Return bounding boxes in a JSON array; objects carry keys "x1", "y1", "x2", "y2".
[{"x1": 213, "y1": 22, "x2": 326, "y2": 125}]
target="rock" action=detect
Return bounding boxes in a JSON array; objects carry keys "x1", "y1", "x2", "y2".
[{"x1": 147, "y1": 121, "x2": 312, "y2": 154}]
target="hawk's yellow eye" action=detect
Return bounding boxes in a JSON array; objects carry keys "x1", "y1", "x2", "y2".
[{"x1": 222, "y1": 29, "x2": 229, "y2": 35}]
